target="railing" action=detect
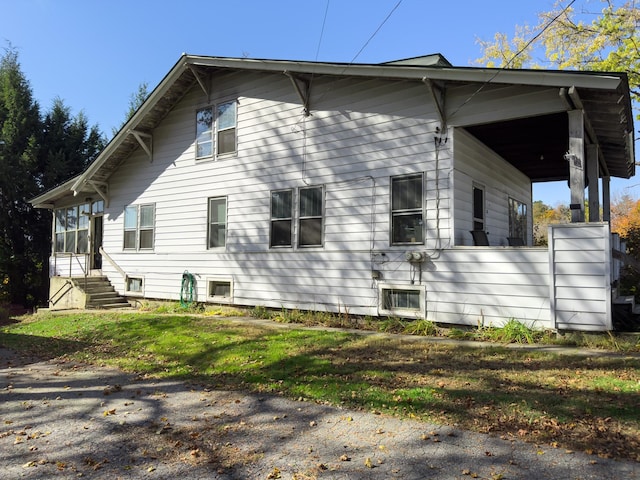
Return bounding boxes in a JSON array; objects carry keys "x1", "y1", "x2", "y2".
[
  {"x1": 99, "y1": 247, "x2": 127, "y2": 280},
  {"x1": 48, "y1": 279, "x2": 73, "y2": 306},
  {"x1": 52, "y1": 252, "x2": 89, "y2": 290}
]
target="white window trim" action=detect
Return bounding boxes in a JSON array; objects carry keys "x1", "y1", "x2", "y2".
[
  {"x1": 207, "y1": 196, "x2": 227, "y2": 250},
  {"x1": 390, "y1": 173, "x2": 425, "y2": 246},
  {"x1": 472, "y1": 183, "x2": 485, "y2": 232},
  {"x1": 206, "y1": 277, "x2": 234, "y2": 303},
  {"x1": 123, "y1": 203, "x2": 155, "y2": 251},
  {"x1": 270, "y1": 188, "x2": 293, "y2": 248},
  {"x1": 54, "y1": 203, "x2": 90, "y2": 254},
  {"x1": 125, "y1": 275, "x2": 144, "y2": 296},
  {"x1": 195, "y1": 99, "x2": 237, "y2": 161},
  {"x1": 378, "y1": 283, "x2": 426, "y2": 319},
  {"x1": 297, "y1": 185, "x2": 325, "y2": 248}
]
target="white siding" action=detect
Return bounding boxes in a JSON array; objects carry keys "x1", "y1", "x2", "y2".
[
  {"x1": 549, "y1": 223, "x2": 612, "y2": 331},
  {"x1": 452, "y1": 128, "x2": 532, "y2": 246},
  {"x1": 99, "y1": 72, "x2": 449, "y2": 316},
  {"x1": 61, "y1": 69, "x2": 615, "y2": 332},
  {"x1": 425, "y1": 248, "x2": 552, "y2": 328}
]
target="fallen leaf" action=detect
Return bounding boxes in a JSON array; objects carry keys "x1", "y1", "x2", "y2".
[
  {"x1": 364, "y1": 457, "x2": 373, "y2": 468},
  {"x1": 267, "y1": 467, "x2": 281, "y2": 479}
]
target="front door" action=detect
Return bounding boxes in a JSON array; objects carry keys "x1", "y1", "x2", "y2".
[{"x1": 91, "y1": 215, "x2": 103, "y2": 270}]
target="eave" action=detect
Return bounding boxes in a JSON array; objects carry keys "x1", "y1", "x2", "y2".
[{"x1": 60, "y1": 54, "x2": 634, "y2": 204}]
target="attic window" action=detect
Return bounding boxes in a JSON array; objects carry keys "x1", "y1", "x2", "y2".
[{"x1": 196, "y1": 100, "x2": 237, "y2": 160}]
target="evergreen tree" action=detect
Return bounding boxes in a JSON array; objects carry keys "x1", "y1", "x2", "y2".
[
  {"x1": 0, "y1": 47, "x2": 42, "y2": 307},
  {"x1": 112, "y1": 81, "x2": 149, "y2": 137},
  {"x1": 0, "y1": 47, "x2": 105, "y2": 308}
]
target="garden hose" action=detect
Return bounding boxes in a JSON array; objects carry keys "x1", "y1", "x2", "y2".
[{"x1": 180, "y1": 271, "x2": 196, "y2": 307}]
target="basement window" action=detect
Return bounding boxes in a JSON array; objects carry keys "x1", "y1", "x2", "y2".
[
  {"x1": 125, "y1": 276, "x2": 144, "y2": 294},
  {"x1": 378, "y1": 284, "x2": 425, "y2": 318},
  {"x1": 207, "y1": 278, "x2": 233, "y2": 303}
]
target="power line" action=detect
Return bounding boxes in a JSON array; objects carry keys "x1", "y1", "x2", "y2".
[
  {"x1": 449, "y1": 0, "x2": 576, "y2": 119},
  {"x1": 350, "y1": 0, "x2": 403, "y2": 64},
  {"x1": 314, "y1": 0, "x2": 330, "y2": 62}
]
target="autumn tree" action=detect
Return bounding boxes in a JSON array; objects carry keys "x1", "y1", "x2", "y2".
[
  {"x1": 476, "y1": 0, "x2": 639, "y2": 120},
  {"x1": 532, "y1": 200, "x2": 571, "y2": 246}
]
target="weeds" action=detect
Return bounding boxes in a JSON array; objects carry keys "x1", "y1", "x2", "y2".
[{"x1": 403, "y1": 319, "x2": 438, "y2": 336}]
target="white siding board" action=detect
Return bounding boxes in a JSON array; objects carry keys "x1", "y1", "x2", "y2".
[
  {"x1": 453, "y1": 128, "x2": 532, "y2": 246},
  {"x1": 68, "y1": 69, "x2": 609, "y2": 332}
]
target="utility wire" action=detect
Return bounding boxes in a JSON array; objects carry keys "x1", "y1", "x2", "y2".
[
  {"x1": 349, "y1": 0, "x2": 403, "y2": 64},
  {"x1": 314, "y1": 0, "x2": 330, "y2": 62},
  {"x1": 449, "y1": 0, "x2": 576, "y2": 118}
]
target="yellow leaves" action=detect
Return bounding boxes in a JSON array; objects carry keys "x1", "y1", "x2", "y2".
[
  {"x1": 267, "y1": 467, "x2": 282, "y2": 479},
  {"x1": 103, "y1": 408, "x2": 116, "y2": 416}
]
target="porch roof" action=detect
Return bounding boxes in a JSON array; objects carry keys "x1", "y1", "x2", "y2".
[{"x1": 31, "y1": 54, "x2": 635, "y2": 208}]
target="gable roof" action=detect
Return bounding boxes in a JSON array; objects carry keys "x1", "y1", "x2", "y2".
[{"x1": 31, "y1": 53, "x2": 635, "y2": 208}]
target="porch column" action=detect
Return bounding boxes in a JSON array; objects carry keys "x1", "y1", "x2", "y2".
[
  {"x1": 602, "y1": 176, "x2": 611, "y2": 223},
  {"x1": 587, "y1": 144, "x2": 600, "y2": 222},
  {"x1": 567, "y1": 110, "x2": 585, "y2": 223}
]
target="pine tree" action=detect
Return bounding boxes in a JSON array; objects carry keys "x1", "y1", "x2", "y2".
[
  {"x1": 0, "y1": 47, "x2": 42, "y2": 307},
  {"x1": 0, "y1": 47, "x2": 106, "y2": 308}
]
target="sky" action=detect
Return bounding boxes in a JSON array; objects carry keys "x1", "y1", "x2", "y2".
[{"x1": 2, "y1": 0, "x2": 637, "y2": 205}]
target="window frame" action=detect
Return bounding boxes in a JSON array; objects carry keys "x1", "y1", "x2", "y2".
[
  {"x1": 390, "y1": 173, "x2": 424, "y2": 245},
  {"x1": 53, "y1": 203, "x2": 90, "y2": 254},
  {"x1": 378, "y1": 284, "x2": 426, "y2": 318},
  {"x1": 207, "y1": 196, "x2": 227, "y2": 249},
  {"x1": 472, "y1": 184, "x2": 485, "y2": 232},
  {"x1": 195, "y1": 99, "x2": 237, "y2": 160},
  {"x1": 206, "y1": 277, "x2": 234, "y2": 303},
  {"x1": 508, "y1": 197, "x2": 527, "y2": 243},
  {"x1": 270, "y1": 189, "x2": 293, "y2": 248},
  {"x1": 125, "y1": 276, "x2": 144, "y2": 295},
  {"x1": 123, "y1": 203, "x2": 155, "y2": 251},
  {"x1": 298, "y1": 186, "x2": 324, "y2": 248}
]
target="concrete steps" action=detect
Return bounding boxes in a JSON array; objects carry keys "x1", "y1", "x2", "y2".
[{"x1": 71, "y1": 277, "x2": 131, "y2": 309}]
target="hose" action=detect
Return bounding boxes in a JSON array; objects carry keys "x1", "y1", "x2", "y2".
[{"x1": 180, "y1": 271, "x2": 196, "y2": 307}]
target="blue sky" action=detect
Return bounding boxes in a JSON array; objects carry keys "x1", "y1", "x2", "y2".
[{"x1": 2, "y1": 0, "x2": 637, "y2": 204}]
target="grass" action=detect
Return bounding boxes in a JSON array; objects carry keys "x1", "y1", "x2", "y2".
[{"x1": 2, "y1": 310, "x2": 640, "y2": 462}]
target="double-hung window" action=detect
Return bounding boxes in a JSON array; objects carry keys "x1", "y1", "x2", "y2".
[
  {"x1": 196, "y1": 100, "x2": 237, "y2": 159},
  {"x1": 124, "y1": 204, "x2": 155, "y2": 250},
  {"x1": 391, "y1": 174, "x2": 424, "y2": 245},
  {"x1": 54, "y1": 204, "x2": 89, "y2": 253},
  {"x1": 298, "y1": 186, "x2": 323, "y2": 247},
  {"x1": 269, "y1": 187, "x2": 324, "y2": 248},
  {"x1": 270, "y1": 189, "x2": 293, "y2": 247},
  {"x1": 208, "y1": 197, "x2": 227, "y2": 249}
]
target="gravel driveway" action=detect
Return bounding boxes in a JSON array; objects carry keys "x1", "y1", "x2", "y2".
[{"x1": 1, "y1": 347, "x2": 638, "y2": 479}]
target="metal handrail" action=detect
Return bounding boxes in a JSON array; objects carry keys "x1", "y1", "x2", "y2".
[
  {"x1": 53, "y1": 252, "x2": 89, "y2": 290},
  {"x1": 99, "y1": 247, "x2": 127, "y2": 279},
  {"x1": 48, "y1": 279, "x2": 72, "y2": 306}
]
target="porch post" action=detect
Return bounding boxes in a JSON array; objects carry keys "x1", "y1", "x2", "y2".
[
  {"x1": 602, "y1": 175, "x2": 611, "y2": 223},
  {"x1": 587, "y1": 144, "x2": 600, "y2": 222},
  {"x1": 567, "y1": 110, "x2": 585, "y2": 223}
]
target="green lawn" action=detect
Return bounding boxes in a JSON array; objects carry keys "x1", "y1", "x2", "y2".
[{"x1": 2, "y1": 311, "x2": 640, "y2": 461}]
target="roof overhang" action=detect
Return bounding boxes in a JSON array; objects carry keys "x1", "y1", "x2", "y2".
[{"x1": 31, "y1": 54, "x2": 635, "y2": 208}]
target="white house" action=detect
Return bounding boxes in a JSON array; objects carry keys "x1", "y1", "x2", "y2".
[{"x1": 31, "y1": 53, "x2": 636, "y2": 331}]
